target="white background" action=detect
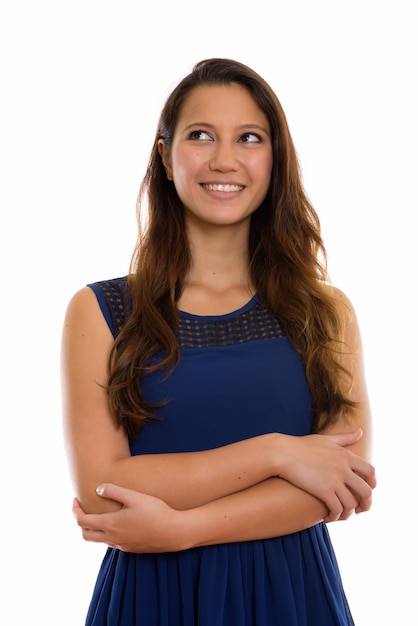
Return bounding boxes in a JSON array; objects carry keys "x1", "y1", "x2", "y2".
[{"x1": 1, "y1": 1, "x2": 416, "y2": 624}]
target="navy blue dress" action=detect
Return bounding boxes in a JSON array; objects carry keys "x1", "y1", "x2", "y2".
[{"x1": 85, "y1": 277, "x2": 354, "y2": 626}]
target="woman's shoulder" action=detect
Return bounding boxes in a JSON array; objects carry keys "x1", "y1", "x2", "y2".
[
  {"x1": 321, "y1": 283, "x2": 361, "y2": 350},
  {"x1": 66, "y1": 276, "x2": 132, "y2": 338},
  {"x1": 322, "y1": 283, "x2": 355, "y2": 317},
  {"x1": 87, "y1": 275, "x2": 130, "y2": 296}
]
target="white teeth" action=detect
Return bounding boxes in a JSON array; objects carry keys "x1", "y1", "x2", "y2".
[{"x1": 203, "y1": 184, "x2": 244, "y2": 192}]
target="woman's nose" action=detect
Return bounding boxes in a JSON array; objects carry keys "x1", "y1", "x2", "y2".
[{"x1": 209, "y1": 141, "x2": 239, "y2": 172}]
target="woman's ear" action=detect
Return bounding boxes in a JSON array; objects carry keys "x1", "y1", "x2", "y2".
[{"x1": 158, "y1": 139, "x2": 173, "y2": 181}]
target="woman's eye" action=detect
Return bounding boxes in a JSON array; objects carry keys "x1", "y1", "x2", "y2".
[
  {"x1": 239, "y1": 133, "x2": 262, "y2": 143},
  {"x1": 189, "y1": 130, "x2": 212, "y2": 140}
]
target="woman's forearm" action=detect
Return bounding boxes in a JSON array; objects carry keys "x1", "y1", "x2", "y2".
[
  {"x1": 75, "y1": 477, "x2": 330, "y2": 553},
  {"x1": 180, "y1": 477, "x2": 328, "y2": 549},
  {"x1": 80, "y1": 429, "x2": 374, "y2": 526},
  {"x1": 82, "y1": 433, "x2": 281, "y2": 513},
  {"x1": 75, "y1": 430, "x2": 375, "y2": 552}
]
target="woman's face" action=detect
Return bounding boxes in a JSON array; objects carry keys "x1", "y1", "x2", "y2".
[{"x1": 160, "y1": 83, "x2": 273, "y2": 231}]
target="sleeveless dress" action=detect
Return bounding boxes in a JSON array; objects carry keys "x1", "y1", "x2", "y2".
[{"x1": 85, "y1": 277, "x2": 354, "y2": 626}]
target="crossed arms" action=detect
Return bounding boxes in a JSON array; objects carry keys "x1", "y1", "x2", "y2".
[{"x1": 61, "y1": 287, "x2": 376, "y2": 553}]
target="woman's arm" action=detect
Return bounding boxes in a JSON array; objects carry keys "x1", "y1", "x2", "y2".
[
  {"x1": 61, "y1": 287, "x2": 286, "y2": 514},
  {"x1": 74, "y1": 450, "x2": 372, "y2": 553},
  {"x1": 68, "y1": 285, "x2": 376, "y2": 549},
  {"x1": 73, "y1": 428, "x2": 374, "y2": 552},
  {"x1": 317, "y1": 288, "x2": 373, "y2": 457},
  {"x1": 73, "y1": 478, "x2": 329, "y2": 553},
  {"x1": 62, "y1": 286, "x2": 375, "y2": 516}
]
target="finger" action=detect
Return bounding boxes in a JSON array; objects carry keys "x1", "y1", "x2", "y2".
[
  {"x1": 72, "y1": 497, "x2": 85, "y2": 519},
  {"x1": 337, "y1": 474, "x2": 372, "y2": 517},
  {"x1": 74, "y1": 506, "x2": 116, "y2": 531},
  {"x1": 352, "y1": 481, "x2": 375, "y2": 513},
  {"x1": 96, "y1": 483, "x2": 139, "y2": 506},
  {"x1": 80, "y1": 527, "x2": 108, "y2": 543},
  {"x1": 355, "y1": 492, "x2": 373, "y2": 514},
  {"x1": 327, "y1": 429, "x2": 363, "y2": 447},
  {"x1": 345, "y1": 471, "x2": 374, "y2": 506},
  {"x1": 324, "y1": 506, "x2": 354, "y2": 523},
  {"x1": 72, "y1": 498, "x2": 112, "y2": 532},
  {"x1": 334, "y1": 486, "x2": 359, "y2": 520},
  {"x1": 323, "y1": 493, "x2": 344, "y2": 522},
  {"x1": 357, "y1": 464, "x2": 377, "y2": 489},
  {"x1": 347, "y1": 454, "x2": 377, "y2": 488},
  {"x1": 323, "y1": 484, "x2": 360, "y2": 522}
]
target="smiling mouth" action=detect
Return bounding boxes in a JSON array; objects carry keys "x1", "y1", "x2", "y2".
[{"x1": 202, "y1": 183, "x2": 244, "y2": 192}]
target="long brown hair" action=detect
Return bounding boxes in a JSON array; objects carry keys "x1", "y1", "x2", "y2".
[{"x1": 108, "y1": 58, "x2": 355, "y2": 440}]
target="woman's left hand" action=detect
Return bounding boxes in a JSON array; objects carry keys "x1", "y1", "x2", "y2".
[{"x1": 73, "y1": 483, "x2": 186, "y2": 553}]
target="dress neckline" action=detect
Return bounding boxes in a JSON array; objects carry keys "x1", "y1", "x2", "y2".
[{"x1": 179, "y1": 294, "x2": 260, "y2": 321}]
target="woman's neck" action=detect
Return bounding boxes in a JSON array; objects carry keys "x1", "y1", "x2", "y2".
[{"x1": 179, "y1": 225, "x2": 254, "y2": 315}]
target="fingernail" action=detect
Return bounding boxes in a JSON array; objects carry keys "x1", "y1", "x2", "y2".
[{"x1": 96, "y1": 485, "x2": 104, "y2": 495}]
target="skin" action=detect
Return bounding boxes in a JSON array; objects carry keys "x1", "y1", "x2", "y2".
[{"x1": 62, "y1": 84, "x2": 376, "y2": 553}]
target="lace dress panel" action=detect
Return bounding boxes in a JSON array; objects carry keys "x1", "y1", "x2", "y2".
[
  {"x1": 97, "y1": 278, "x2": 283, "y2": 349},
  {"x1": 98, "y1": 277, "x2": 132, "y2": 336},
  {"x1": 177, "y1": 299, "x2": 283, "y2": 349}
]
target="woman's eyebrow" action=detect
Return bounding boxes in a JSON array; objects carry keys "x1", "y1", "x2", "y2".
[{"x1": 181, "y1": 122, "x2": 270, "y2": 134}]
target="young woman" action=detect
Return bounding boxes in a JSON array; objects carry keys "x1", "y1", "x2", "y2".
[{"x1": 62, "y1": 58, "x2": 376, "y2": 625}]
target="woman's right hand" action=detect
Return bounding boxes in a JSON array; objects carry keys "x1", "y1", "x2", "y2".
[
  {"x1": 73, "y1": 484, "x2": 187, "y2": 553},
  {"x1": 276, "y1": 429, "x2": 376, "y2": 522}
]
